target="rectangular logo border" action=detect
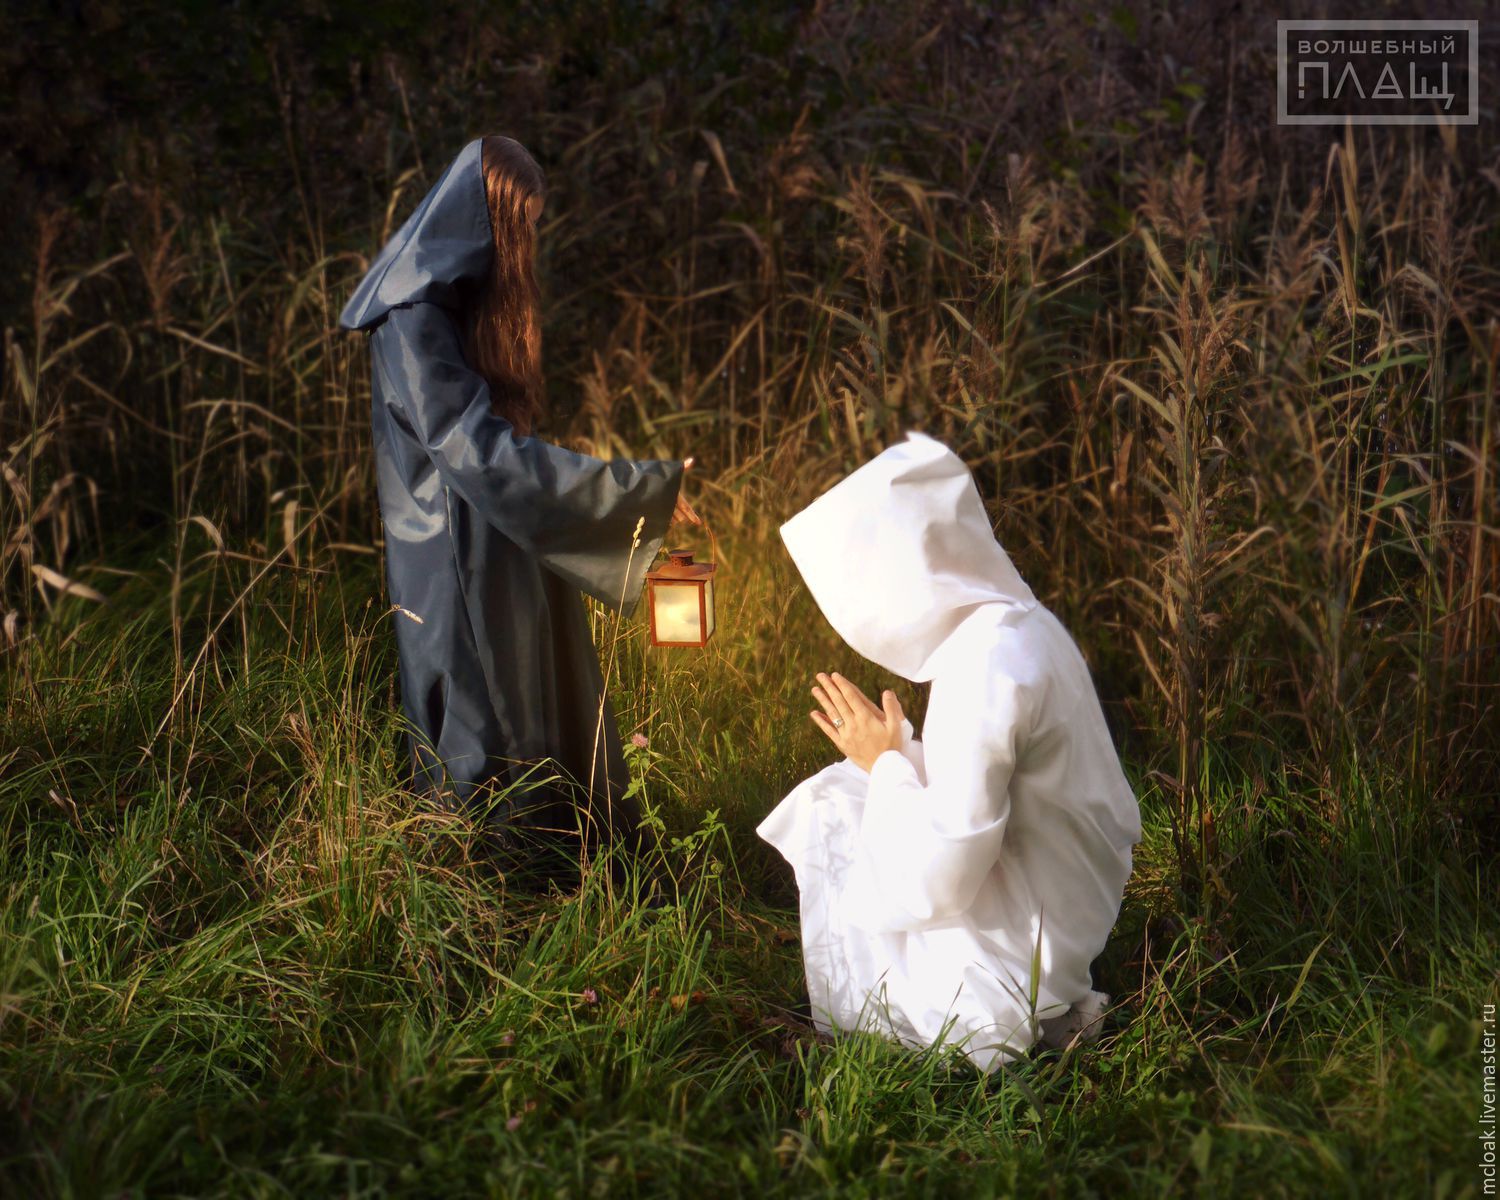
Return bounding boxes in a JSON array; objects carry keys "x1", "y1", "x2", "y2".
[{"x1": 1276, "y1": 18, "x2": 1480, "y2": 126}]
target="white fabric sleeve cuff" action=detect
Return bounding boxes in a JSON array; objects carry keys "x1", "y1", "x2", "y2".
[{"x1": 868, "y1": 747, "x2": 918, "y2": 791}]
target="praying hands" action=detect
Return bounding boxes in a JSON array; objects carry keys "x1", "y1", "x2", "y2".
[{"x1": 809, "y1": 671, "x2": 906, "y2": 773}]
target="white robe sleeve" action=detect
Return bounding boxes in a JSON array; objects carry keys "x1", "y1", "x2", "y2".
[{"x1": 839, "y1": 670, "x2": 1030, "y2": 934}]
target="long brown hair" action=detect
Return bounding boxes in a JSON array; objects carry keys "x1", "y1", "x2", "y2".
[{"x1": 464, "y1": 135, "x2": 546, "y2": 436}]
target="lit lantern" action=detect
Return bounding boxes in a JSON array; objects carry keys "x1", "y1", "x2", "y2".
[{"x1": 644, "y1": 547, "x2": 718, "y2": 647}]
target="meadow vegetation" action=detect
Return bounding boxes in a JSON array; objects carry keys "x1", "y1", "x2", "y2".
[{"x1": 2, "y1": 2, "x2": 1494, "y2": 1194}]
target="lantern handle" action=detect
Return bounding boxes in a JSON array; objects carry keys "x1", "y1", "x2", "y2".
[{"x1": 664, "y1": 518, "x2": 718, "y2": 571}]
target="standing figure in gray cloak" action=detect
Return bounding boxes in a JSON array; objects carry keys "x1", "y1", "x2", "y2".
[
  {"x1": 340, "y1": 135, "x2": 698, "y2": 850},
  {"x1": 758, "y1": 432, "x2": 1142, "y2": 1070}
]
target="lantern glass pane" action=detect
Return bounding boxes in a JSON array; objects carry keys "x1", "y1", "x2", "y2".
[
  {"x1": 653, "y1": 582, "x2": 703, "y2": 643},
  {"x1": 704, "y1": 579, "x2": 715, "y2": 638}
]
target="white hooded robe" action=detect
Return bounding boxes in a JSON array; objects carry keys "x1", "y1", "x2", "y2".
[{"x1": 757, "y1": 432, "x2": 1142, "y2": 1071}]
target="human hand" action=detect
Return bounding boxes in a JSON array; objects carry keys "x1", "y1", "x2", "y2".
[
  {"x1": 809, "y1": 671, "x2": 906, "y2": 774},
  {"x1": 670, "y1": 457, "x2": 702, "y2": 527}
]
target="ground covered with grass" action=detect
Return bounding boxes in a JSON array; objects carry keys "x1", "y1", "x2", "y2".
[{"x1": 0, "y1": 542, "x2": 1490, "y2": 1198}]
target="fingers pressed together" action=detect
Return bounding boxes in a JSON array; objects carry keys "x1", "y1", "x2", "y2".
[{"x1": 808, "y1": 672, "x2": 907, "y2": 770}]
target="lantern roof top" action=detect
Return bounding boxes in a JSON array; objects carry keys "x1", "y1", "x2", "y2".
[{"x1": 648, "y1": 548, "x2": 716, "y2": 581}]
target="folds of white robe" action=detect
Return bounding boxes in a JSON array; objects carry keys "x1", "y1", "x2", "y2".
[{"x1": 758, "y1": 604, "x2": 1140, "y2": 1073}]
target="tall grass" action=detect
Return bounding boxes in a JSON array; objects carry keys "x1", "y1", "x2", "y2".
[
  {"x1": 1, "y1": 1, "x2": 1495, "y2": 1192},
  {"x1": 0, "y1": 525, "x2": 1489, "y2": 1194},
  {"x1": 4, "y1": 3, "x2": 1492, "y2": 901}
]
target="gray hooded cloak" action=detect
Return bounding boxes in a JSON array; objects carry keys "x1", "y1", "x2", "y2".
[{"x1": 338, "y1": 138, "x2": 682, "y2": 842}]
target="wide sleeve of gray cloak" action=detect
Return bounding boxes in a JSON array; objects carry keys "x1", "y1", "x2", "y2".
[{"x1": 370, "y1": 301, "x2": 683, "y2": 611}]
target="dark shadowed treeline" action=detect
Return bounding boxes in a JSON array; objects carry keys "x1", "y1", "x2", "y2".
[{"x1": 3, "y1": 0, "x2": 1496, "y2": 896}]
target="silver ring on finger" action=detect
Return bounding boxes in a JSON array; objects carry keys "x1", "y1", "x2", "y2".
[{"x1": 832, "y1": 717, "x2": 845, "y2": 729}]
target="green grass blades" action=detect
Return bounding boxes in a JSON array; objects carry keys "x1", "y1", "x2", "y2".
[{"x1": 0, "y1": 544, "x2": 1491, "y2": 1198}]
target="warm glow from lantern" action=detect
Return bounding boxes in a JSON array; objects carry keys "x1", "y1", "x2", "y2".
[{"x1": 653, "y1": 582, "x2": 704, "y2": 643}]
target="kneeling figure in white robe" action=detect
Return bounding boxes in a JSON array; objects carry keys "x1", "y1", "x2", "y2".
[{"x1": 757, "y1": 432, "x2": 1143, "y2": 1072}]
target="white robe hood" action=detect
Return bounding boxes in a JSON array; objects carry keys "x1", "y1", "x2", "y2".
[{"x1": 779, "y1": 431, "x2": 1037, "y2": 681}]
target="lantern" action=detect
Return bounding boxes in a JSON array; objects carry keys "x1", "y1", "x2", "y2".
[{"x1": 644, "y1": 547, "x2": 718, "y2": 647}]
